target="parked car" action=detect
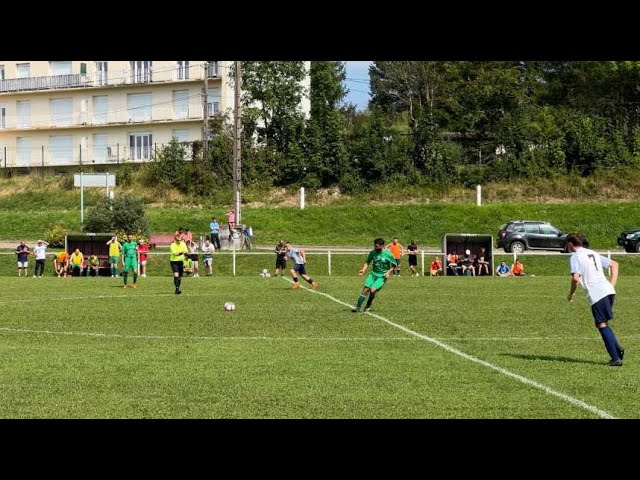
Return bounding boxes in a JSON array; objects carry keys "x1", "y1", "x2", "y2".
[
  {"x1": 497, "y1": 220, "x2": 589, "y2": 254},
  {"x1": 617, "y1": 228, "x2": 640, "y2": 252}
]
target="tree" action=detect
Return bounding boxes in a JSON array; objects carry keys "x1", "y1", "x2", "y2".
[
  {"x1": 304, "y1": 61, "x2": 348, "y2": 187},
  {"x1": 84, "y1": 195, "x2": 149, "y2": 236}
]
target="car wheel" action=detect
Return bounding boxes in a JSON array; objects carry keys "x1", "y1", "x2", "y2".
[
  {"x1": 635, "y1": 242, "x2": 640, "y2": 253},
  {"x1": 510, "y1": 241, "x2": 525, "y2": 254}
]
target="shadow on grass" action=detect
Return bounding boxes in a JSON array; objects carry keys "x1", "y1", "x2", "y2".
[{"x1": 500, "y1": 353, "x2": 604, "y2": 365}]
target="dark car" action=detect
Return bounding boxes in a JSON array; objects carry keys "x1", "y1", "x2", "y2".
[
  {"x1": 617, "y1": 229, "x2": 640, "y2": 252},
  {"x1": 497, "y1": 220, "x2": 589, "y2": 254}
]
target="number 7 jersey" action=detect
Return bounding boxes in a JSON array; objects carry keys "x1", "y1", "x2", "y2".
[{"x1": 569, "y1": 247, "x2": 615, "y2": 305}]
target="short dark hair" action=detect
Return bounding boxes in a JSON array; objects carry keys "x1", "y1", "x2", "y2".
[
  {"x1": 374, "y1": 238, "x2": 385, "y2": 247},
  {"x1": 566, "y1": 233, "x2": 583, "y2": 247}
]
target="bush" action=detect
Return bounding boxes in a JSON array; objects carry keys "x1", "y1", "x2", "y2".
[{"x1": 44, "y1": 223, "x2": 68, "y2": 247}]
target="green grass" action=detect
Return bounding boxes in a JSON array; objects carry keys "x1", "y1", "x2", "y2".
[{"x1": 0, "y1": 274, "x2": 638, "y2": 418}]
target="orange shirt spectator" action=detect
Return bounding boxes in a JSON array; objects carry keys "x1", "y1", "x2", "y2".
[{"x1": 511, "y1": 259, "x2": 524, "y2": 276}]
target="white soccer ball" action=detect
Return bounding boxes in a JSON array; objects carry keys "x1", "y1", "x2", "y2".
[{"x1": 224, "y1": 302, "x2": 236, "y2": 311}]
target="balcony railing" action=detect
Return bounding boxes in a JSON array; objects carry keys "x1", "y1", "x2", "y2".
[
  {"x1": 0, "y1": 63, "x2": 220, "y2": 93},
  {"x1": 0, "y1": 104, "x2": 217, "y2": 129}
]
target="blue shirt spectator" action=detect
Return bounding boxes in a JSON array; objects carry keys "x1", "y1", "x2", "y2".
[{"x1": 496, "y1": 261, "x2": 510, "y2": 277}]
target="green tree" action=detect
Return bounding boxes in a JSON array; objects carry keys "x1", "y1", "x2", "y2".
[
  {"x1": 84, "y1": 195, "x2": 149, "y2": 235},
  {"x1": 304, "y1": 61, "x2": 349, "y2": 187}
]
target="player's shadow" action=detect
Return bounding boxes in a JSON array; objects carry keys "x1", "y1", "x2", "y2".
[{"x1": 500, "y1": 353, "x2": 603, "y2": 365}]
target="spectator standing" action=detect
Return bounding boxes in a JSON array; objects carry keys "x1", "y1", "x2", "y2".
[
  {"x1": 407, "y1": 241, "x2": 419, "y2": 276},
  {"x1": 188, "y1": 239, "x2": 200, "y2": 277},
  {"x1": 274, "y1": 240, "x2": 287, "y2": 277},
  {"x1": 227, "y1": 209, "x2": 236, "y2": 239},
  {"x1": 106, "y1": 236, "x2": 122, "y2": 278},
  {"x1": 33, "y1": 240, "x2": 49, "y2": 277},
  {"x1": 137, "y1": 239, "x2": 150, "y2": 277},
  {"x1": 386, "y1": 238, "x2": 404, "y2": 276},
  {"x1": 16, "y1": 240, "x2": 30, "y2": 277},
  {"x1": 202, "y1": 238, "x2": 215, "y2": 276},
  {"x1": 209, "y1": 217, "x2": 221, "y2": 250}
]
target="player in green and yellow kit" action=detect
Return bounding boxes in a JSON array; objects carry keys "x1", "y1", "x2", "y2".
[
  {"x1": 106, "y1": 236, "x2": 122, "y2": 277},
  {"x1": 352, "y1": 238, "x2": 397, "y2": 313},
  {"x1": 121, "y1": 234, "x2": 139, "y2": 288}
]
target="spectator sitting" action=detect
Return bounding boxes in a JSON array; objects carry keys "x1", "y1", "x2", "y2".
[
  {"x1": 87, "y1": 254, "x2": 100, "y2": 277},
  {"x1": 69, "y1": 248, "x2": 85, "y2": 277},
  {"x1": 476, "y1": 247, "x2": 491, "y2": 276},
  {"x1": 54, "y1": 251, "x2": 68, "y2": 278},
  {"x1": 496, "y1": 261, "x2": 511, "y2": 277},
  {"x1": 510, "y1": 258, "x2": 525, "y2": 276},
  {"x1": 461, "y1": 249, "x2": 475, "y2": 277},
  {"x1": 183, "y1": 257, "x2": 194, "y2": 275},
  {"x1": 430, "y1": 257, "x2": 443, "y2": 276},
  {"x1": 447, "y1": 252, "x2": 459, "y2": 276}
]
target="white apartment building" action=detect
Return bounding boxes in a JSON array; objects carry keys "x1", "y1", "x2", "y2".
[{"x1": 0, "y1": 61, "x2": 233, "y2": 170}]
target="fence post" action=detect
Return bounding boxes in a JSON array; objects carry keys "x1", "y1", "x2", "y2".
[
  {"x1": 328, "y1": 249, "x2": 331, "y2": 276},
  {"x1": 232, "y1": 249, "x2": 236, "y2": 277},
  {"x1": 41, "y1": 145, "x2": 44, "y2": 177},
  {"x1": 608, "y1": 250, "x2": 611, "y2": 276},
  {"x1": 117, "y1": 143, "x2": 120, "y2": 164},
  {"x1": 476, "y1": 184, "x2": 482, "y2": 206},
  {"x1": 421, "y1": 250, "x2": 425, "y2": 276}
]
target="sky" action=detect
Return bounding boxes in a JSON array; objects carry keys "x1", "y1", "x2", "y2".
[{"x1": 343, "y1": 61, "x2": 372, "y2": 111}]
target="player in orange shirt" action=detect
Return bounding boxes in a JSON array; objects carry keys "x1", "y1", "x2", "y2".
[{"x1": 54, "y1": 251, "x2": 68, "y2": 278}]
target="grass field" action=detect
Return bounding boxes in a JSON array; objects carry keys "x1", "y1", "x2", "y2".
[{"x1": 1, "y1": 273, "x2": 638, "y2": 418}]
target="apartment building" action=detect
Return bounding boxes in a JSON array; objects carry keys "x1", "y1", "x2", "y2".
[{"x1": 0, "y1": 61, "x2": 232, "y2": 171}]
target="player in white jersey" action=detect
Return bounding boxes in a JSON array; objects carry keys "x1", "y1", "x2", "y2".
[
  {"x1": 566, "y1": 233, "x2": 624, "y2": 366},
  {"x1": 285, "y1": 242, "x2": 318, "y2": 289}
]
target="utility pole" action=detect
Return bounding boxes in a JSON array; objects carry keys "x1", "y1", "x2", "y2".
[
  {"x1": 233, "y1": 61, "x2": 242, "y2": 224},
  {"x1": 203, "y1": 62, "x2": 209, "y2": 155}
]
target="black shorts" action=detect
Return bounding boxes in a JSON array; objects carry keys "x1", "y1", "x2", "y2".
[
  {"x1": 276, "y1": 257, "x2": 286, "y2": 269},
  {"x1": 408, "y1": 255, "x2": 417, "y2": 266},
  {"x1": 293, "y1": 263, "x2": 307, "y2": 275},
  {"x1": 170, "y1": 260, "x2": 184, "y2": 276},
  {"x1": 189, "y1": 254, "x2": 199, "y2": 262}
]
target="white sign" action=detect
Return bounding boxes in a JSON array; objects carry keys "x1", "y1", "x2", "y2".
[{"x1": 74, "y1": 173, "x2": 116, "y2": 187}]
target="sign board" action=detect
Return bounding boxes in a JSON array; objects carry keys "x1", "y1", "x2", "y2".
[{"x1": 74, "y1": 173, "x2": 116, "y2": 188}]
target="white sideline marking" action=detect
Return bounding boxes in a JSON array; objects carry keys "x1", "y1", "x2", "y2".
[
  {"x1": 284, "y1": 277, "x2": 618, "y2": 419},
  {"x1": 0, "y1": 327, "x2": 413, "y2": 342}
]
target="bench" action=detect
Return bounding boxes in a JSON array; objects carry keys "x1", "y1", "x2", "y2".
[{"x1": 149, "y1": 234, "x2": 175, "y2": 250}]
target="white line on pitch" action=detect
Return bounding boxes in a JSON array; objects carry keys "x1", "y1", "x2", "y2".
[{"x1": 283, "y1": 277, "x2": 617, "y2": 419}]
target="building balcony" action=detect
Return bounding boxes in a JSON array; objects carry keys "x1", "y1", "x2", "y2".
[
  {"x1": 0, "y1": 62, "x2": 220, "y2": 94},
  {"x1": 0, "y1": 103, "x2": 224, "y2": 131}
]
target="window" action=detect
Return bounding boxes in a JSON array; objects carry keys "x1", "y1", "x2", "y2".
[
  {"x1": 93, "y1": 134, "x2": 109, "y2": 163},
  {"x1": 172, "y1": 129, "x2": 189, "y2": 142},
  {"x1": 95, "y1": 61, "x2": 108, "y2": 86},
  {"x1": 206, "y1": 88, "x2": 220, "y2": 116},
  {"x1": 50, "y1": 98, "x2": 73, "y2": 126},
  {"x1": 50, "y1": 135, "x2": 73, "y2": 165},
  {"x1": 129, "y1": 132, "x2": 152, "y2": 160},
  {"x1": 16, "y1": 137, "x2": 30, "y2": 166},
  {"x1": 127, "y1": 93, "x2": 152, "y2": 122},
  {"x1": 16, "y1": 63, "x2": 30, "y2": 78},
  {"x1": 49, "y1": 61, "x2": 72, "y2": 76},
  {"x1": 177, "y1": 61, "x2": 189, "y2": 80},
  {"x1": 524, "y1": 223, "x2": 540, "y2": 234},
  {"x1": 16, "y1": 101, "x2": 31, "y2": 128},
  {"x1": 172, "y1": 90, "x2": 189, "y2": 119},
  {"x1": 207, "y1": 61, "x2": 219, "y2": 77},
  {"x1": 93, "y1": 95, "x2": 108, "y2": 124},
  {"x1": 540, "y1": 225, "x2": 559, "y2": 235},
  {"x1": 130, "y1": 61, "x2": 152, "y2": 84},
  {"x1": 0, "y1": 106, "x2": 5, "y2": 128}
]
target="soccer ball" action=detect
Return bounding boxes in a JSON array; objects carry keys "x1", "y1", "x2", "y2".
[
  {"x1": 224, "y1": 302, "x2": 236, "y2": 311},
  {"x1": 260, "y1": 268, "x2": 270, "y2": 278}
]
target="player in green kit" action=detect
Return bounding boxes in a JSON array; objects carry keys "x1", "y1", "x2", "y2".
[
  {"x1": 121, "y1": 234, "x2": 139, "y2": 288},
  {"x1": 352, "y1": 238, "x2": 397, "y2": 313}
]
